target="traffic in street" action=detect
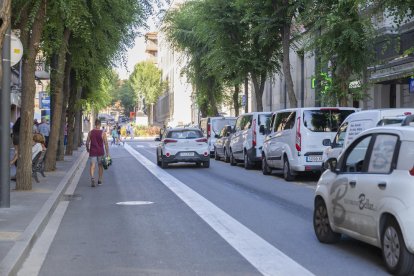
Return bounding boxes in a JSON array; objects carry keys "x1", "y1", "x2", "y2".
[{"x1": 19, "y1": 139, "x2": 392, "y2": 276}]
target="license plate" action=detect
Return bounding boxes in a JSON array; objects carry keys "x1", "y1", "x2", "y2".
[
  {"x1": 180, "y1": 152, "x2": 194, "y2": 157},
  {"x1": 306, "y1": 155, "x2": 322, "y2": 162}
]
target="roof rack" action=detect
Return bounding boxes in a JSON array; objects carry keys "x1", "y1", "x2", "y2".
[{"x1": 401, "y1": 115, "x2": 414, "y2": 126}]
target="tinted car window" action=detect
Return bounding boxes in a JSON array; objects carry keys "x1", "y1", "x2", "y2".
[
  {"x1": 212, "y1": 119, "x2": 236, "y2": 135},
  {"x1": 274, "y1": 112, "x2": 291, "y2": 132},
  {"x1": 243, "y1": 115, "x2": 253, "y2": 130},
  {"x1": 368, "y1": 134, "x2": 398, "y2": 173},
  {"x1": 259, "y1": 114, "x2": 272, "y2": 129},
  {"x1": 283, "y1": 112, "x2": 296, "y2": 130},
  {"x1": 167, "y1": 130, "x2": 203, "y2": 139},
  {"x1": 235, "y1": 117, "x2": 243, "y2": 131},
  {"x1": 303, "y1": 109, "x2": 354, "y2": 132}
]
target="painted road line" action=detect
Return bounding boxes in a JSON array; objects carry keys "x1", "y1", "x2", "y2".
[{"x1": 124, "y1": 144, "x2": 314, "y2": 276}]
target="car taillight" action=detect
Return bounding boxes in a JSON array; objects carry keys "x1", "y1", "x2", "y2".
[
  {"x1": 196, "y1": 138, "x2": 208, "y2": 143},
  {"x1": 252, "y1": 119, "x2": 257, "y2": 147},
  {"x1": 207, "y1": 124, "x2": 211, "y2": 137},
  {"x1": 404, "y1": 112, "x2": 412, "y2": 115},
  {"x1": 410, "y1": 166, "x2": 414, "y2": 176},
  {"x1": 164, "y1": 139, "x2": 177, "y2": 144},
  {"x1": 296, "y1": 117, "x2": 301, "y2": 152}
]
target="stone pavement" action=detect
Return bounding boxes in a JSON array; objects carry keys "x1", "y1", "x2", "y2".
[{"x1": 0, "y1": 148, "x2": 88, "y2": 276}]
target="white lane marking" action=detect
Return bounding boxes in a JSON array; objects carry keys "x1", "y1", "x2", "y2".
[
  {"x1": 18, "y1": 154, "x2": 88, "y2": 276},
  {"x1": 124, "y1": 144, "x2": 314, "y2": 276},
  {"x1": 116, "y1": 201, "x2": 154, "y2": 206}
]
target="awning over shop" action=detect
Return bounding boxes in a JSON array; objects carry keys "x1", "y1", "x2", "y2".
[{"x1": 369, "y1": 57, "x2": 414, "y2": 83}]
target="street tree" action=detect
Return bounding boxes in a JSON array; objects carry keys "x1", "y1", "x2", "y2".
[
  {"x1": 304, "y1": 0, "x2": 375, "y2": 106},
  {"x1": 13, "y1": 0, "x2": 48, "y2": 190}
]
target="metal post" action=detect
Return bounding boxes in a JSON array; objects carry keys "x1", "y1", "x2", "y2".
[{"x1": 1, "y1": 26, "x2": 11, "y2": 208}]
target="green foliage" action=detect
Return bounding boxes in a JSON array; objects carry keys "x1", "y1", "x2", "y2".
[
  {"x1": 304, "y1": 0, "x2": 376, "y2": 106},
  {"x1": 129, "y1": 61, "x2": 166, "y2": 104}
]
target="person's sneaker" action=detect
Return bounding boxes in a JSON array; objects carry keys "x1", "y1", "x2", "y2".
[
  {"x1": 98, "y1": 180, "x2": 102, "y2": 186},
  {"x1": 91, "y1": 178, "x2": 96, "y2": 187}
]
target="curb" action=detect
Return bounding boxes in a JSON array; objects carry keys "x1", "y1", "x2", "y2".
[{"x1": 0, "y1": 150, "x2": 88, "y2": 276}]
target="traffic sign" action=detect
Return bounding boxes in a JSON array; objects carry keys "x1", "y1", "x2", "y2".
[{"x1": 11, "y1": 33, "x2": 23, "y2": 66}]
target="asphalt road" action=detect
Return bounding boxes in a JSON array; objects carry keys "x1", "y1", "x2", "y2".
[{"x1": 27, "y1": 140, "x2": 390, "y2": 276}]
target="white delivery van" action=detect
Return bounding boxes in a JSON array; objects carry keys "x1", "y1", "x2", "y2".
[
  {"x1": 199, "y1": 117, "x2": 236, "y2": 156},
  {"x1": 261, "y1": 107, "x2": 357, "y2": 180},
  {"x1": 229, "y1": 112, "x2": 272, "y2": 169},
  {"x1": 322, "y1": 108, "x2": 414, "y2": 169}
]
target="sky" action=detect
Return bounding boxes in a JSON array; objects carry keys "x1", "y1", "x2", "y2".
[{"x1": 115, "y1": 35, "x2": 148, "y2": 80}]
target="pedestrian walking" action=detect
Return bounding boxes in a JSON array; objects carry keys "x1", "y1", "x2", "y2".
[
  {"x1": 37, "y1": 118, "x2": 50, "y2": 147},
  {"x1": 86, "y1": 119, "x2": 109, "y2": 187},
  {"x1": 111, "y1": 127, "x2": 118, "y2": 145},
  {"x1": 33, "y1": 119, "x2": 39, "y2": 133}
]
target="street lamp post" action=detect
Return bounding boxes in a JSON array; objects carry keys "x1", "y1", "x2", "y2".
[{"x1": 1, "y1": 26, "x2": 11, "y2": 208}]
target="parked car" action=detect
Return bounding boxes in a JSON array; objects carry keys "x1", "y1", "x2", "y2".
[
  {"x1": 314, "y1": 124, "x2": 414, "y2": 275},
  {"x1": 322, "y1": 108, "x2": 414, "y2": 171},
  {"x1": 229, "y1": 112, "x2": 272, "y2": 169},
  {"x1": 213, "y1": 125, "x2": 233, "y2": 162},
  {"x1": 155, "y1": 127, "x2": 210, "y2": 168},
  {"x1": 261, "y1": 107, "x2": 357, "y2": 180},
  {"x1": 199, "y1": 117, "x2": 236, "y2": 156}
]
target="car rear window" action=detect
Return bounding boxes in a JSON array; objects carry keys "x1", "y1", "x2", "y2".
[
  {"x1": 303, "y1": 109, "x2": 354, "y2": 132},
  {"x1": 167, "y1": 130, "x2": 203, "y2": 139},
  {"x1": 259, "y1": 114, "x2": 272, "y2": 128},
  {"x1": 376, "y1": 118, "x2": 404, "y2": 126},
  {"x1": 212, "y1": 119, "x2": 236, "y2": 134}
]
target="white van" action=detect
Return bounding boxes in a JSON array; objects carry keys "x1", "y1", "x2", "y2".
[
  {"x1": 322, "y1": 108, "x2": 414, "y2": 169},
  {"x1": 229, "y1": 112, "x2": 272, "y2": 169},
  {"x1": 261, "y1": 107, "x2": 357, "y2": 180},
  {"x1": 199, "y1": 117, "x2": 236, "y2": 156}
]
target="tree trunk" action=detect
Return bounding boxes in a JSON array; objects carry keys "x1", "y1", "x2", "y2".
[
  {"x1": 251, "y1": 73, "x2": 266, "y2": 112},
  {"x1": 44, "y1": 28, "x2": 71, "y2": 171},
  {"x1": 233, "y1": 85, "x2": 240, "y2": 116},
  {"x1": 207, "y1": 77, "x2": 219, "y2": 116},
  {"x1": 73, "y1": 87, "x2": 82, "y2": 149},
  {"x1": 65, "y1": 70, "x2": 76, "y2": 155},
  {"x1": 0, "y1": 0, "x2": 11, "y2": 78},
  {"x1": 15, "y1": 1, "x2": 47, "y2": 190},
  {"x1": 244, "y1": 77, "x2": 248, "y2": 113},
  {"x1": 57, "y1": 53, "x2": 71, "y2": 160},
  {"x1": 282, "y1": 21, "x2": 298, "y2": 108}
]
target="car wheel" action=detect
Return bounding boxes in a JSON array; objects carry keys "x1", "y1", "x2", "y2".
[
  {"x1": 230, "y1": 151, "x2": 236, "y2": 166},
  {"x1": 313, "y1": 198, "x2": 341, "y2": 244},
  {"x1": 214, "y1": 148, "x2": 220, "y2": 160},
  {"x1": 195, "y1": 162, "x2": 201, "y2": 167},
  {"x1": 224, "y1": 149, "x2": 230, "y2": 163},
  {"x1": 382, "y1": 218, "x2": 414, "y2": 275},
  {"x1": 157, "y1": 154, "x2": 161, "y2": 166},
  {"x1": 283, "y1": 158, "x2": 295, "y2": 181},
  {"x1": 244, "y1": 151, "x2": 253, "y2": 170},
  {"x1": 202, "y1": 160, "x2": 210, "y2": 168},
  {"x1": 161, "y1": 158, "x2": 168, "y2": 169},
  {"x1": 262, "y1": 155, "x2": 271, "y2": 175}
]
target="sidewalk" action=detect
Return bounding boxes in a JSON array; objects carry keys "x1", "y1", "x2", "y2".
[{"x1": 0, "y1": 148, "x2": 88, "y2": 276}]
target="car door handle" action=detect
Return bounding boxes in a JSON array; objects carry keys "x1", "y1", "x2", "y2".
[
  {"x1": 378, "y1": 182, "x2": 387, "y2": 189},
  {"x1": 349, "y1": 180, "x2": 356, "y2": 187}
]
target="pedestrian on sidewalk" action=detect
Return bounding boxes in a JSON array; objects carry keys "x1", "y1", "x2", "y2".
[
  {"x1": 86, "y1": 119, "x2": 109, "y2": 187},
  {"x1": 37, "y1": 118, "x2": 50, "y2": 147},
  {"x1": 111, "y1": 126, "x2": 118, "y2": 145}
]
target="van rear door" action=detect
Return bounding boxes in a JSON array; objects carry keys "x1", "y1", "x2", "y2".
[{"x1": 301, "y1": 108, "x2": 355, "y2": 163}]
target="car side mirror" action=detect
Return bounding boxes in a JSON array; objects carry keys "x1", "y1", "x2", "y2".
[
  {"x1": 259, "y1": 125, "x2": 266, "y2": 135},
  {"x1": 326, "y1": 158, "x2": 338, "y2": 173},
  {"x1": 154, "y1": 137, "x2": 161, "y2": 142},
  {"x1": 322, "y1": 139, "x2": 331, "y2": 147}
]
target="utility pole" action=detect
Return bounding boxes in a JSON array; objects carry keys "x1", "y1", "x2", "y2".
[{"x1": 1, "y1": 26, "x2": 11, "y2": 208}]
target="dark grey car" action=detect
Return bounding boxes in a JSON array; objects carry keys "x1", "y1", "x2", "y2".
[{"x1": 213, "y1": 125, "x2": 233, "y2": 162}]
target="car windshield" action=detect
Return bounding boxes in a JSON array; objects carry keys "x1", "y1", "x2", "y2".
[
  {"x1": 212, "y1": 119, "x2": 236, "y2": 134},
  {"x1": 167, "y1": 130, "x2": 203, "y2": 139},
  {"x1": 377, "y1": 118, "x2": 404, "y2": 126},
  {"x1": 303, "y1": 109, "x2": 355, "y2": 132}
]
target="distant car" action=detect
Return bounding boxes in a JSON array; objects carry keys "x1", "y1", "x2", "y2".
[
  {"x1": 213, "y1": 125, "x2": 233, "y2": 162},
  {"x1": 155, "y1": 127, "x2": 210, "y2": 168},
  {"x1": 199, "y1": 116, "x2": 236, "y2": 156},
  {"x1": 314, "y1": 125, "x2": 414, "y2": 275}
]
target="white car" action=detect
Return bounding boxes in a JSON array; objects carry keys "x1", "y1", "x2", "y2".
[
  {"x1": 314, "y1": 125, "x2": 414, "y2": 275},
  {"x1": 156, "y1": 128, "x2": 210, "y2": 168}
]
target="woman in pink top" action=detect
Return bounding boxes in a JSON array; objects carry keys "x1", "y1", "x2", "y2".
[{"x1": 86, "y1": 119, "x2": 109, "y2": 187}]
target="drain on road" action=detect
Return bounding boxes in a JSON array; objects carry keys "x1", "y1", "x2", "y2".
[
  {"x1": 62, "y1": 194, "x2": 83, "y2": 201},
  {"x1": 116, "y1": 201, "x2": 154, "y2": 206}
]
